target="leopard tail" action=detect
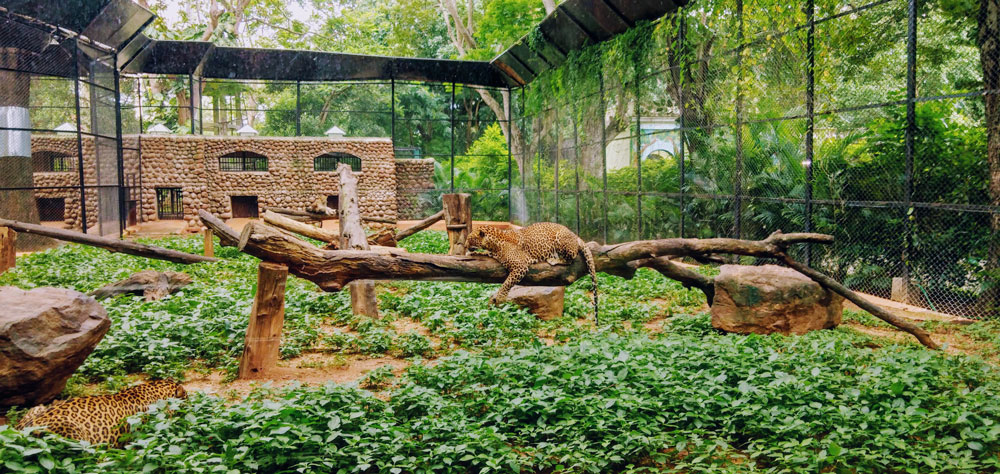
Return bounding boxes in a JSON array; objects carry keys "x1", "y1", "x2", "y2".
[{"x1": 581, "y1": 242, "x2": 598, "y2": 325}]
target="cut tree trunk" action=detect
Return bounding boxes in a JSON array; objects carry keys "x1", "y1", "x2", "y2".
[
  {"x1": 442, "y1": 194, "x2": 471, "y2": 255},
  {"x1": 203, "y1": 211, "x2": 937, "y2": 349},
  {"x1": 238, "y1": 262, "x2": 288, "y2": 379},
  {"x1": 0, "y1": 218, "x2": 216, "y2": 264},
  {"x1": 0, "y1": 227, "x2": 14, "y2": 274},
  {"x1": 204, "y1": 229, "x2": 214, "y2": 258},
  {"x1": 337, "y1": 164, "x2": 378, "y2": 317}
]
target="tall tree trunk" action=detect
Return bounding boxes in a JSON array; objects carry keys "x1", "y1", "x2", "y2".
[{"x1": 980, "y1": 0, "x2": 1000, "y2": 317}]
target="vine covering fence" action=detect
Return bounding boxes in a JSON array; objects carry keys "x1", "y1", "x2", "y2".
[{"x1": 512, "y1": 0, "x2": 998, "y2": 319}]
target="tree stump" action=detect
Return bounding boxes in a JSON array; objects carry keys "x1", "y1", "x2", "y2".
[
  {"x1": 204, "y1": 229, "x2": 214, "y2": 258},
  {"x1": 338, "y1": 164, "x2": 379, "y2": 317},
  {"x1": 443, "y1": 193, "x2": 471, "y2": 255},
  {"x1": 0, "y1": 227, "x2": 14, "y2": 275},
  {"x1": 238, "y1": 262, "x2": 288, "y2": 379}
]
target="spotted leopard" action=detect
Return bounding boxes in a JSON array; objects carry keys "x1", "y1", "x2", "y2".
[
  {"x1": 467, "y1": 222, "x2": 599, "y2": 323},
  {"x1": 15, "y1": 380, "x2": 187, "y2": 447}
]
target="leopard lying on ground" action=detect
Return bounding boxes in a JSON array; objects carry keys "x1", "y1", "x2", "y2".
[
  {"x1": 16, "y1": 380, "x2": 187, "y2": 446},
  {"x1": 466, "y1": 222, "x2": 599, "y2": 323}
]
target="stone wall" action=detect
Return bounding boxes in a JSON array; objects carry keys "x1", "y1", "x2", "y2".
[
  {"x1": 394, "y1": 158, "x2": 436, "y2": 219},
  {"x1": 24, "y1": 135, "x2": 399, "y2": 232},
  {"x1": 138, "y1": 135, "x2": 398, "y2": 229}
]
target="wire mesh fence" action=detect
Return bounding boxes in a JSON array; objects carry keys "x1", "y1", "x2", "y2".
[{"x1": 514, "y1": 0, "x2": 999, "y2": 319}]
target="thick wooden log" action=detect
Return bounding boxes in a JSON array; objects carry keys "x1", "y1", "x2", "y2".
[
  {"x1": 776, "y1": 252, "x2": 938, "y2": 349},
  {"x1": 90, "y1": 270, "x2": 192, "y2": 302},
  {"x1": 369, "y1": 228, "x2": 397, "y2": 247},
  {"x1": 442, "y1": 194, "x2": 471, "y2": 255},
  {"x1": 0, "y1": 226, "x2": 15, "y2": 274},
  {"x1": 202, "y1": 215, "x2": 938, "y2": 349},
  {"x1": 395, "y1": 209, "x2": 445, "y2": 242},
  {"x1": 338, "y1": 163, "x2": 378, "y2": 317},
  {"x1": 264, "y1": 210, "x2": 340, "y2": 243},
  {"x1": 0, "y1": 218, "x2": 216, "y2": 264},
  {"x1": 238, "y1": 262, "x2": 288, "y2": 379},
  {"x1": 204, "y1": 229, "x2": 214, "y2": 258}
]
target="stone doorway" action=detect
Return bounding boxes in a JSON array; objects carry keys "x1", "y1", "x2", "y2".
[{"x1": 231, "y1": 195, "x2": 259, "y2": 218}]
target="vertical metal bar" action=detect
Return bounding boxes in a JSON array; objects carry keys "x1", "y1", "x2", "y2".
[
  {"x1": 536, "y1": 112, "x2": 542, "y2": 220},
  {"x1": 137, "y1": 74, "x2": 144, "y2": 133},
  {"x1": 573, "y1": 104, "x2": 581, "y2": 235},
  {"x1": 678, "y1": 15, "x2": 686, "y2": 238},
  {"x1": 903, "y1": 0, "x2": 917, "y2": 284},
  {"x1": 805, "y1": 0, "x2": 816, "y2": 266},
  {"x1": 554, "y1": 106, "x2": 560, "y2": 223},
  {"x1": 600, "y1": 71, "x2": 609, "y2": 243},
  {"x1": 295, "y1": 80, "x2": 301, "y2": 136},
  {"x1": 506, "y1": 86, "x2": 513, "y2": 222},
  {"x1": 114, "y1": 67, "x2": 126, "y2": 236},
  {"x1": 390, "y1": 79, "x2": 396, "y2": 146},
  {"x1": 635, "y1": 78, "x2": 642, "y2": 239},
  {"x1": 189, "y1": 74, "x2": 196, "y2": 134},
  {"x1": 450, "y1": 83, "x2": 456, "y2": 193},
  {"x1": 733, "y1": 0, "x2": 744, "y2": 240},
  {"x1": 73, "y1": 40, "x2": 88, "y2": 234},
  {"x1": 520, "y1": 87, "x2": 526, "y2": 191},
  {"x1": 197, "y1": 76, "x2": 203, "y2": 134}
]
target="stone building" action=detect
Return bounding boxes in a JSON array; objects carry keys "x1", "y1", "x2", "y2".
[{"x1": 27, "y1": 134, "x2": 435, "y2": 232}]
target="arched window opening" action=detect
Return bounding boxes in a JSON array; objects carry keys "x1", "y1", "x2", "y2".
[
  {"x1": 314, "y1": 152, "x2": 361, "y2": 172},
  {"x1": 219, "y1": 151, "x2": 268, "y2": 172}
]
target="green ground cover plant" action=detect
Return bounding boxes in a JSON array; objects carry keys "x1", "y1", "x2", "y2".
[{"x1": 3, "y1": 232, "x2": 1000, "y2": 473}]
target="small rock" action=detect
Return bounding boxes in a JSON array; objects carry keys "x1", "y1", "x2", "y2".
[
  {"x1": 508, "y1": 286, "x2": 565, "y2": 320},
  {"x1": 0, "y1": 286, "x2": 110, "y2": 407},
  {"x1": 711, "y1": 265, "x2": 842, "y2": 335}
]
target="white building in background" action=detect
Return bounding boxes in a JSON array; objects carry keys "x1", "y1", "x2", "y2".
[{"x1": 605, "y1": 115, "x2": 681, "y2": 171}]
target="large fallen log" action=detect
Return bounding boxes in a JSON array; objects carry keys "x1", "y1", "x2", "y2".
[
  {"x1": 0, "y1": 218, "x2": 216, "y2": 264},
  {"x1": 200, "y1": 212, "x2": 936, "y2": 349}
]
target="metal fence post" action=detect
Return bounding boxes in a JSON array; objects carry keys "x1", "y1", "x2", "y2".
[
  {"x1": 188, "y1": 74, "x2": 196, "y2": 134},
  {"x1": 114, "y1": 67, "x2": 126, "y2": 236},
  {"x1": 295, "y1": 80, "x2": 301, "y2": 136},
  {"x1": 554, "y1": 106, "x2": 560, "y2": 222},
  {"x1": 572, "y1": 103, "x2": 581, "y2": 235},
  {"x1": 73, "y1": 39, "x2": 87, "y2": 234},
  {"x1": 733, "y1": 0, "x2": 744, "y2": 240},
  {"x1": 506, "y1": 86, "x2": 513, "y2": 222},
  {"x1": 391, "y1": 79, "x2": 396, "y2": 146},
  {"x1": 450, "y1": 83, "x2": 456, "y2": 193},
  {"x1": 805, "y1": 0, "x2": 816, "y2": 266},
  {"x1": 635, "y1": 76, "x2": 643, "y2": 238},
  {"x1": 600, "y1": 71, "x2": 609, "y2": 243},
  {"x1": 903, "y1": 0, "x2": 917, "y2": 286},
  {"x1": 678, "y1": 15, "x2": 686, "y2": 239}
]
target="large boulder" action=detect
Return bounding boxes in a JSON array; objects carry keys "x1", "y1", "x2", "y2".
[
  {"x1": 0, "y1": 286, "x2": 110, "y2": 407},
  {"x1": 508, "y1": 286, "x2": 565, "y2": 320},
  {"x1": 711, "y1": 265, "x2": 842, "y2": 335}
]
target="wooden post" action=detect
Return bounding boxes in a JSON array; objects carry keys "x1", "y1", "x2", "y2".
[
  {"x1": 338, "y1": 164, "x2": 379, "y2": 317},
  {"x1": 442, "y1": 193, "x2": 472, "y2": 255},
  {"x1": 203, "y1": 229, "x2": 214, "y2": 258},
  {"x1": 0, "y1": 227, "x2": 15, "y2": 274},
  {"x1": 238, "y1": 261, "x2": 288, "y2": 379}
]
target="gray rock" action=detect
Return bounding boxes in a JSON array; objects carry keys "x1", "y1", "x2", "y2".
[
  {"x1": 711, "y1": 265, "x2": 842, "y2": 335},
  {"x1": 509, "y1": 286, "x2": 565, "y2": 320},
  {"x1": 0, "y1": 286, "x2": 110, "y2": 407}
]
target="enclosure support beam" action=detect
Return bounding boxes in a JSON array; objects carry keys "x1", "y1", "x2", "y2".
[
  {"x1": 902, "y1": 0, "x2": 918, "y2": 294},
  {"x1": 678, "y1": 15, "x2": 686, "y2": 239},
  {"x1": 507, "y1": 86, "x2": 514, "y2": 222},
  {"x1": 114, "y1": 69, "x2": 127, "y2": 236},
  {"x1": 599, "y1": 72, "x2": 609, "y2": 243},
  {"x1": 635, "y1": 72, "x2": 643, "y2": 238},
  {"x1": 238, "y1": 261, "x2": 288, "y2": 379},
  {"x1": 450, "y1": 83, "x2": 456, "y2": 193},
  {"x1": 733, "y1": 0, "x2": 745, "y2": 240},
  {"x1": 295, "y1": 80, "x2": 301, "y2": 137},
  {"x1": 804, "y1": 0, "x2": 816, "y2": 266},
  {"x1": 554, "y1": 105, "x2": 560, "y2": 223},
  {"x1": 73, "y1": 39, "x2": 88, "y2": 235}
]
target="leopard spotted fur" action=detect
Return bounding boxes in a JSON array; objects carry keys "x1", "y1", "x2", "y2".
[
  {"x1": 15, "y1": 380, "x2": 187, "y2": 446},
  {"x1": 467, "y1": 222, "x2": 599, "y2": 323}
]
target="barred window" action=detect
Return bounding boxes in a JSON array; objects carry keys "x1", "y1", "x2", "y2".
[
  {"x1": 32, "y1": 151, "x2": 75, "y2": 172},
  {"x1": 219, "y1": 151, "x2": 268, "y2": 172},
  {"x1": 314, "y1": 152, "x2": 361, "y2": 172}
]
